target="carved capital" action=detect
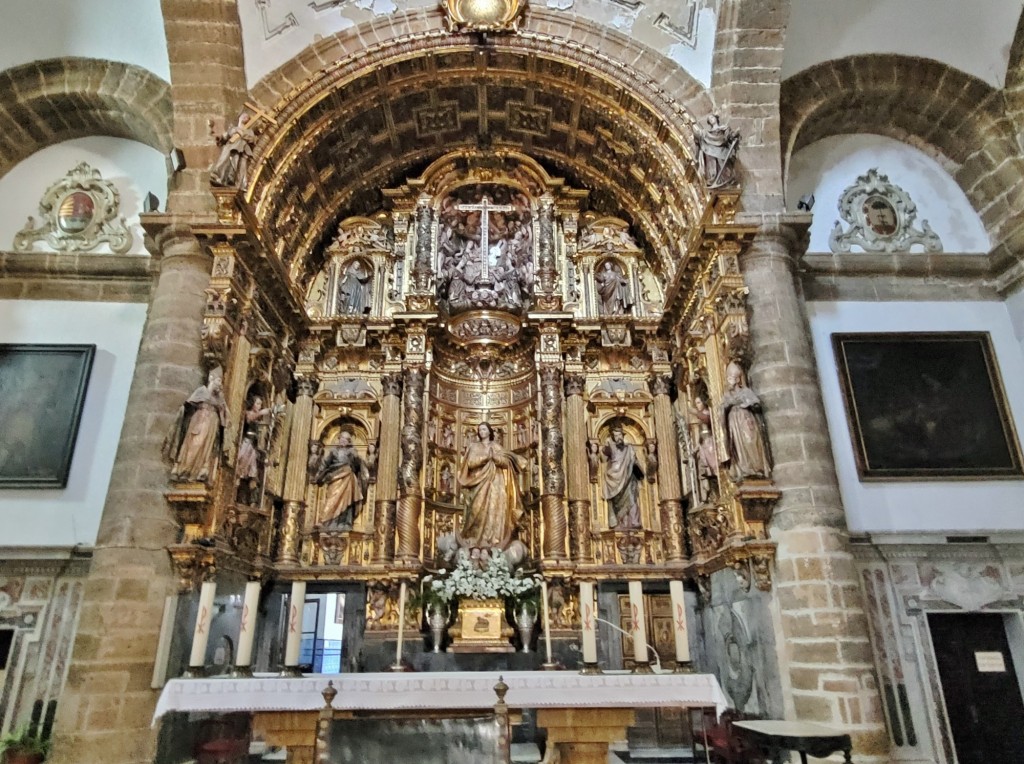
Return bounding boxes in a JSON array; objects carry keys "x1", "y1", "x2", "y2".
[
  {"x1": 381, "y1": 372, "x2": 403, "y2": 398},
  {"x1": 295, "y1": 376, "x2": 318, "y2": 398},
  {"x1": 563, "y1": 373, "x2": 586, "y2": 397},
  {"x1": 648, "y1": 373, "x2": 673, "y2": 397}
]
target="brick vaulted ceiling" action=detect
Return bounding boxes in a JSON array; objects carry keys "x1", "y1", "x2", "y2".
[{"x1": 245, "y1": 34, "x2": 713, "y2": 293}]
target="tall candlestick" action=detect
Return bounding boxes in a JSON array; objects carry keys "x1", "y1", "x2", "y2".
[
  {"x1": 283, "y1": 581, "x2": 306, "y2": 674},
  {"x1": 540, "y1": 580, "x2": 554, "y2": 667},
  {"x1": 669, "y1": 580, "x2": 691, "y2": 667},
  {"x1": 628, "y1": 580, "x2": 650, "y2": 671},
  {"x1": 579, "y1": 581, "x2": 598, "y2": 670},
  {"x1": 234, "y1": 580, "x2": 261, "y2": 674},
  {"x1": 187, "y1": 580, "x2": 217, "y2": 676},
  {"x1": 393, "y1": 581, "x2": 408, "y2": 670}
]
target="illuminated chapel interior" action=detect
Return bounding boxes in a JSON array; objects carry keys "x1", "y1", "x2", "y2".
[{"x1": 8, "y1": 2, "x2": 1024, "y2": 764}]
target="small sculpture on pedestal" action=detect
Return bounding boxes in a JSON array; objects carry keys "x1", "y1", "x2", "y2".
[
  {"x1": 235, "y1": 394, "x2": 275, "y2": 505},
  {"x1": 456, "y1": 422, "x2": 527, "y2": 552},
  {"x1": 163, "y1": 368, "x2": 228, "y2": 483},
  {"x1": 595, "y1": 260, "x2": 631, "y2": 316},
  {"x1": 312, "y1": 431, "x2": 369, "y2": 529},
  {"x1": 719, "y1": 362, "x2": 772, "y2": 482},
  {"x1": 209, "y1": 112, "x2": 257, "y2": 189},
  {"x1": 692, "y1": 113, "x2": 740, "y2": 189}
]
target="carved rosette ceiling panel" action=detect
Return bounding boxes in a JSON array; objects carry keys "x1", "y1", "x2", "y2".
[
  {"x1": 829, "y1": 168, "x2": 942, "y2": 254},
  {"x1": 13, "y1": 162, "x2": 132, "y2": 254}
]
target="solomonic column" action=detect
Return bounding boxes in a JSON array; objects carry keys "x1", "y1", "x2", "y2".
[
  {"x1": 396, "y1": 365, "x2": 425, "y2": 561},
  {"x1": 52, "y1": 223, "x2": 210, "y2": 764},
  {"x1": 741, "y1": 215, "x2": 888, "y2": 757}
]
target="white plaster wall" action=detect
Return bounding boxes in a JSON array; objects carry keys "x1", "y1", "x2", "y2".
[
  {"x1": 0, "y1": 300, "x2": 146, "y2": 549},
  {"x1": 788, "y1": 134, "x2": 990, "y2": 254},
  {"x1": 0, "y1": 137, "x2": 168, "y2": 256},
  {"x1": 1007, "y1": 287, "x2": 1024, "y2": 358},
  {"x1": 0, "y1": 0, "x2": 170, "y2": 81},
  {"x1": 240, "y1": 0, "x2": 716, "y2": 89},
  {"x1": 783, "y1": 0, "x2": 1024, "y2": 88},
  {"x1": 809, "y1": 301, "x2": 1024, "y2": 534}
]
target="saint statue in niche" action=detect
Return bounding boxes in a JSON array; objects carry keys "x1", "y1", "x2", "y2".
[
  {"x1": 312, "y1": 431, "x2": 369, "y2": 529},
  {"x1": 456, "y1": 421, "x2": 526, "y2": 551},
  {"x1": 336, "y1": 259, "x2": 372, "y2": 315},
  {"x1": 163, "y1": 368, "x2": 229, "y2": 483},
  {"x1": 689, "y1": 394, "x2": 719, "y2": 501},
  {"x1": 436, "y1": 185, "x2": 534, "y2": 314},
  {"x1": 719, "y1": 361, "x2": 772, "y2": 482},
  {"x1": 209, "y1": 112, "x2": 257, "y2": 189},
  {"x1": 235, "y1": 394, "x2": 276, "y2": 504},
  {"x1": 601, "y1": 425, "x2": 644, "y2": 529},
  {"x1": 594, "y1": 260, "x2": 631, "y2": 315}
]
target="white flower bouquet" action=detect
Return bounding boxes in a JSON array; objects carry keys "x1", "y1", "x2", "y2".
[{"x1": 423, "y1": 548, "x2": 542, "y2": 604}]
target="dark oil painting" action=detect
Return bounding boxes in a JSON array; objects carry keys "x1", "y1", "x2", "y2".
[
  {"x1": 833, "y1": 333, "x2": 1022, "y2": 480},
  {"x1": 0, "y1": 344, "x2": 95, "y2": 488}
]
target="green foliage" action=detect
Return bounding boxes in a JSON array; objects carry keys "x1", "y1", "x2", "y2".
[{"x1": 0, "y1": 724, "x2": 51, "y2": 759}]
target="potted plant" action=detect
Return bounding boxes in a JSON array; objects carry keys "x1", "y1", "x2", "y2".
[{"x1": 0, "y1": 724, "x2": 50, "y2": 764}]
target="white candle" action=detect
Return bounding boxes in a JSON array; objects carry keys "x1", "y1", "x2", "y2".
[
  {"x1": 395, "y1": 581, "x2": 408, "y2": 666},
  {"x1": 579, "y1": 582, "x2": 597, "y2": 664},
  {"x1": 669, "y1": 580, "x2": 690, "y2": 663},
  {"x1": 235, "y1": 580, "x2": 261, "y2": 668},
  {"x1": 540, "y1": 580, "x2": 553, "y2": 663},
  {"x1": 284, "y1": 581, "x2": 306, "y2": 667},
  {"x1": 188, "y1": 580, "x2": 217, "y2": 669},
  {"x1": 628, "y1": 580, "x2": 647, "y2": 665}
]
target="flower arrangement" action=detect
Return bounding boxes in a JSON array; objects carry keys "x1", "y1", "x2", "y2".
[{"x1": 423, "y1": 548, "x2": 542, "y2": 604}]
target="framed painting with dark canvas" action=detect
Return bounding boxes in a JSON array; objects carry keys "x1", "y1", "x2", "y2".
[
  {"x1": 832, "y1": 333, "x2": 1022, "y2": 480},
  {"x1": 0, "y1": 344, "x2": 95, "y2": 488}
]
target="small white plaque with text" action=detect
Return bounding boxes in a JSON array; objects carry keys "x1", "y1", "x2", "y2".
[{"x1": 975, "y1": 651, "x2": 1006, "y2": 673}]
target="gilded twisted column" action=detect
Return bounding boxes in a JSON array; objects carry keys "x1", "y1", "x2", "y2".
[
  {"x1": 396, "y1": 365, "x2": 425, "y2": 561},
  {"x1": 410, "y1": 194, "x2": 434, "y2": 292},
  {"x1": 539, "y1": 365, "x2": 567, "y2": 560},
  {"x1": 536, "y1": 195, "x2": 560, "y2": 310},
  {"x1": 373, "y1": 372, "x2": 402, "y2": 562},
  {"x1": 278, "y1": 376, "x2": 316, "y2": 565},
  {"x1": 649, "y1": 372, "x2": 686, "y2": 561},
  {"x1": 563, "y1": 373, "x2": 593, "y2": 562}
]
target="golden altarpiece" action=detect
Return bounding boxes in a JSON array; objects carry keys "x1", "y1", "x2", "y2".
[{"x1": 163, "y1": 143, "x2": 778, "y2": 665}]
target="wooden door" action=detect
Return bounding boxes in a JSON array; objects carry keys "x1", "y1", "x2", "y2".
[{"x1": 928, "y1": 612, "x2": 1024, "y2": 764}]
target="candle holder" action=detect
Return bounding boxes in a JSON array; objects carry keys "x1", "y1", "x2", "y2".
[
  {"x1": 388, "y1": 661, "x2": 412, "y2": 672},
  {"x1": 631, "y1": 661, "x2": 654, "y2": 675},
  {"x1": 182, "y1": 665, "x2": 208, "y2": 679},
  {"x1": 673, "y1": 660, "x2": 694, "y2": 673},
  {"x1": 230, "y1": 665, "x2": 255, "y2": 678},
  {"x1": 578, "y1": 662, "x2": 603, "y2": 675},
  {"x1": 541, "y1": 661, "x2": 560, "y2": 671},
  {"x1": 279, "y1": 665, "x2": 303, "y2": 677}
]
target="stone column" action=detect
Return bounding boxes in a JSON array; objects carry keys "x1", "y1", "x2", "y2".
[
  {"x1": 648, "y1": 373, "x2": 686, "y2": 562},
  {"x1": 563, "y1": 373, "x2": 593, "y2": 563},
  {"x1": 51, "y1": 223, "x2": 210, "y2": 764},
  {"x1": 396, "y1": 365, "x2": 425, "y2": 561},
  {"x1": 373, "y1": 372, "x2": 402, "y2": 563},
  {"x1": 742, "y1": 218, "x2": 887, "y2": 758},
  {"x1": 539, "y1": 365, "x2": 567, "y2": 560},
  {"x1": 278, "y1": 376, "x2": 316, "y2": 565}
]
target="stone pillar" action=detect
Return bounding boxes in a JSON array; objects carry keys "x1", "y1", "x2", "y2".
[
  {"x1": 649, "y1": 373, "x2": 686, "y2": 562},
  {"x1": 742, "y1": 218, "x2": 888, "y2": 759},
  {"x1": 396, "y1": 365, "x2": 425, "y2": 561},
  {"x1": 563, "y1": 373, "x2": 593, "y2": 563},
  {"x1": 539, "y1": 365, "x2": 567, "y2": 560},
  {"x1": 51, "y1": 224, "x2": 210, "y2": 764},
  {"x1": 373, "y1": 372, "x2": 402, "y2": 563},
  {"x1": 278, "y1": 376, "x2": 316, "y2": 565}
]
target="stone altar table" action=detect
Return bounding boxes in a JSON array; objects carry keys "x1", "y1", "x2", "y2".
[{"x1": 154, "y1": 671, "x2": 728, "y2": 764}]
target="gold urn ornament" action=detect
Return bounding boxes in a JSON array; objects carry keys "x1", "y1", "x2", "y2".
[{"x1": 441, "y1": 0, "x2": 527, "y2": 33}]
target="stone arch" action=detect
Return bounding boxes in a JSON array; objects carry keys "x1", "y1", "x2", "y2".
[
  {"x1": 0, "y1": 58, "x2": 172, "y2": 180},
  {"x1": 780, "y1": 54, "x2": 1024, "y2": 264},
  {"x1": 242, "y1": 8, "x2": 718, "y2": 295}
]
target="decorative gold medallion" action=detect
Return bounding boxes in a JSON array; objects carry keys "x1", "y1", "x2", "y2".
[{"x1": 440, "y1": 0, "x2": 527, "y2": 33}]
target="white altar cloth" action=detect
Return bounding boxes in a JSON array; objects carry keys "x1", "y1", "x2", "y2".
[{"x1": 153, "y1": 671, "x2": 728, "y2": 722}]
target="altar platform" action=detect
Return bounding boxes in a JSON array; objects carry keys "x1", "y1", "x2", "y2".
[{"x1": 154, "y1": 671, "x2": 728, "y2": 764}]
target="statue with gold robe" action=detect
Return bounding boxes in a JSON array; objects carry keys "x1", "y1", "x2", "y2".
[
  {"x1": 313, "y1": 432, "x2": 368, "y2": 529},
  {"x1": 456, "y1": 422, "x2": 526, "y2": 551}
]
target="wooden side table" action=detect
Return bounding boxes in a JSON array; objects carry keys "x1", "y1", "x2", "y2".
[{"x1": 732, "y1": 720, "x2": 853, "y2": 764}]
